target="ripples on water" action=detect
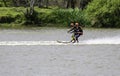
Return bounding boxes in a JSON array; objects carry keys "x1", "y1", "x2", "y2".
[
  {"x1": 0, "y1": 28, "x2": 120, "y2": 76},
  {"x1": 0, "y1": 28, "x2": 120, "y2": 45}
]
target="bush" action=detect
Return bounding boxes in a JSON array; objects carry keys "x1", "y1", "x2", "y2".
[
  {"x1": 24, "y1": 9, "x2": 41, "y2": 25},
  {"x1": 84, "y1": 0, "x2": 120, "y2": 28},
  {"x1": 0, "y1": 7, "x2": 88, "y2": 27},
  {"x1": 42, "y1": 8, "x2": 87, "y2": 26},
  {"x1": 0, "y1": 15, "x2": 15, "y2": 23},
  {"x1": 0, "y1": 7, "x2": 24, "y2": 23},
  {"x1": 0, "y1": 3, "x2": 3, "y2": 7},
  {"x1": 35, "y1": 8, "x2": 88, "y2": 26}
]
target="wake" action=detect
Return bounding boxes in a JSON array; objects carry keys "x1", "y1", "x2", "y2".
[
  {"x1": 0, "y1": 37, "x2": 120, "y2": 46},
  {"x1": 83, "y1": 36, "x2": 120, "y2": 45}
]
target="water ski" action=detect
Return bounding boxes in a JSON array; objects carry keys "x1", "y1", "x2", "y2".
[{"x1": 57, "y1": 40, "x2": 71, "y2": 43}]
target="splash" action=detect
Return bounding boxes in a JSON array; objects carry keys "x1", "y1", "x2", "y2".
[
  {"x1": 82, "y1": 36, "x2": 120, "y2": 45},
  {"x1": 82, "y1": 37, "x2": 120, "y2": 44},
  {"x1": 0, "y1": 37, "x2": 120, "y2": 46}
]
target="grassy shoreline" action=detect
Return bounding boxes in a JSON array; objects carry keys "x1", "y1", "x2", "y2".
[
  {"x1": 0, "y1": 7, "x2": 119, "y2": 28},
  {"x1": 0, "y1": 23, "x2": 69, "y2": 29},
  {"x1": 0, "y1": 23, "x2": 120, "y2": 30},
  {"x1": 0, "y1": 7, "x2": 87, "y2": 27}
]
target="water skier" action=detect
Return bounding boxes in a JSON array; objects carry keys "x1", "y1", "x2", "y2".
[
  {"x1": 68, "y1": 22, "x2": 83, "y2": 43},
  {"x1": 67, "y1": 22, "x2": 76, "y2": 43}
]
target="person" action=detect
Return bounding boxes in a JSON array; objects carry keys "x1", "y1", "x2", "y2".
[
  {"x1": 74, "y1": 22, "x2": 83, "y2": 43},
  {"x1": 67, "y1": 22, "x2": 76, "y2": 43},
  {"x1": 68, "y1": 22, "x2": 83, "y2": 43}
]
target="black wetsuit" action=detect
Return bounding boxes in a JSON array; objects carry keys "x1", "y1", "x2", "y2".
[
  {"x1": 68, "y1": 26, "x2": 83, "y2": 43},
  {"x1": 74, "y1": 26, "x2": 83, "y2": 42}
]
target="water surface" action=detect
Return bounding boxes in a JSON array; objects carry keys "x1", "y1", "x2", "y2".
[{"x1": 0, "y1": 28, "x2": 120, "y2": 76}]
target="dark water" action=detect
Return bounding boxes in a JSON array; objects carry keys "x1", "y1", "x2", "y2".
[{"x1": 0, "y1": 28, "x2": 120, "y2": 76}]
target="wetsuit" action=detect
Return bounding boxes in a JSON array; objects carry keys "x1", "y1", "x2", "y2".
[
  {"x1": 68, "y1": 26, "x2": 83, "y2": 43},
  {"x1": 74, "y1": 26, "x2": 83, "y2": 42}
]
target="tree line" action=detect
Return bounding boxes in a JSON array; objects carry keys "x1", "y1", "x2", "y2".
[
  {"x1": 0, "y1": 0, "x2": 119, "y2": 28},
  {"x1": 1, "y1": 0, "x2": 92, "y2": 9}
]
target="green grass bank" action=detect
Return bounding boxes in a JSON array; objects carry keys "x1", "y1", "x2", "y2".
[
  {"x1": 0, "y1": 0, "x2": 120, "y2": 28},
  {"x1": 0, "y1": 7, "x2": 87, "y2": 28}
]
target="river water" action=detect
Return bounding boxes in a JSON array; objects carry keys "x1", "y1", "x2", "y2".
[{"x1": 0, "y1": 27, "x2": 120, "y2": 76}]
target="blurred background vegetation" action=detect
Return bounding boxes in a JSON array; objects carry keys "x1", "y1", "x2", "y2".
[{"x1": 0, "y1": 0, "x2": 120, "y2": 28}]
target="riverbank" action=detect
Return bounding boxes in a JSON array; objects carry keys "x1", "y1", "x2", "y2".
[
  {"x1": 0, "y1": 7, "x2": 87, "y2": 28},
  {"x1": 0, "y1": 23, "x2": 69, "y2": 29},
  {"x1": 0, "y1": 6, "x2": 119, "y2": 28}
]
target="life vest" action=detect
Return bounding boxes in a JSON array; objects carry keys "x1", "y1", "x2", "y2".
[{"x1": 74, "y1": 27, "x2": 83, "y2": 35}]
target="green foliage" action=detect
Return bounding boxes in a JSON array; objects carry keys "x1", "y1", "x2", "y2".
[
  {"x1": 0, "y1": 7, "x2": 88, "y2": 27},
  {"x1": 24, "y1": 9, "x2": 40, "y2": 25},
  {"x1": 0, "y1": 7, "x2": 23, "y2": 24},
  {"x1": 0, "y1": 1, "x2": 4, "y2": 7},
  {"x1": 40, "y1": 8, "x2": 87, "y2": 26},
  {"x1": 35, "y1": 8, "x2": 53, "y2": 24},
  {"x1": 0, "y1": 15, "x2": 15, "y2": 23},
  {"x1": 84, "y1": 0, "x2": 120, "y2": 28},
  {"x1": 33, "y1": 8, "x2": 87, "y2": 26},
  {"x1": 0, "y1": 0, "x2": 120, "y2": 28},
  {"x1": 0, "y1": 0, "x2": 13, "y2": 7}
]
